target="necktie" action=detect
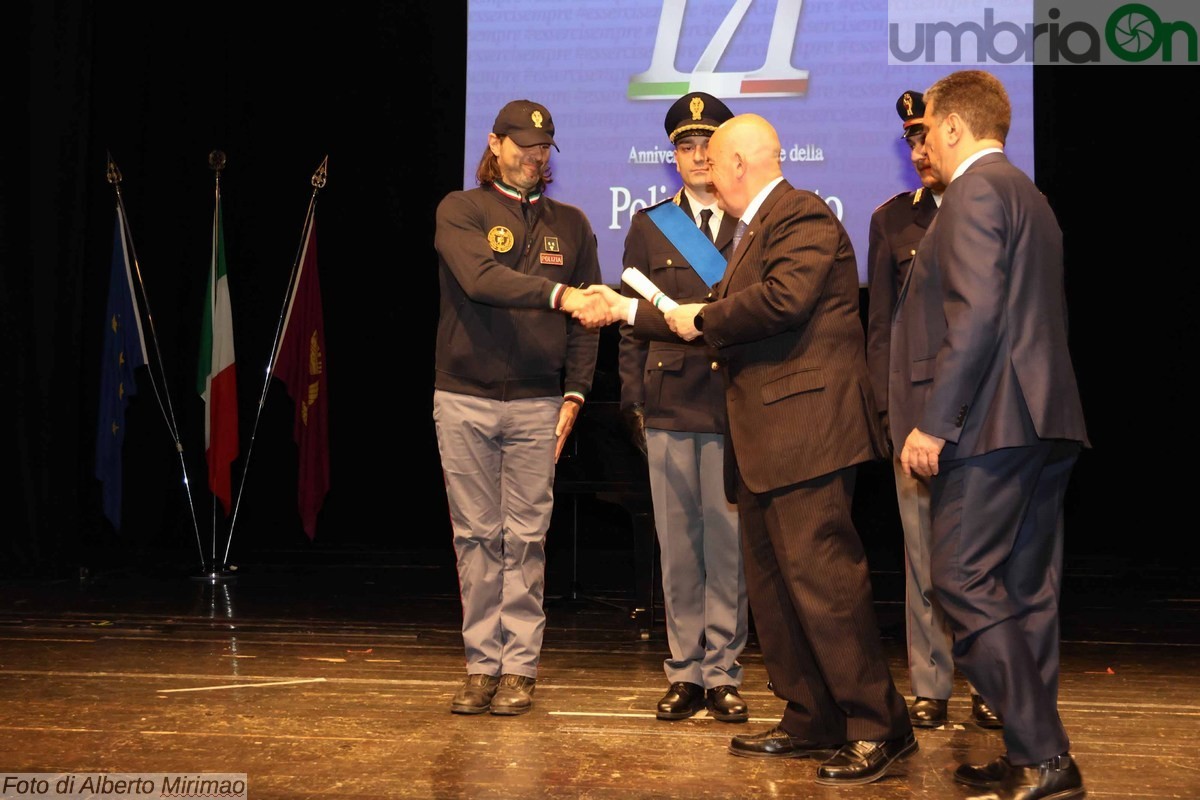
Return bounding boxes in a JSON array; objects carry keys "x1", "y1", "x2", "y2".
[
  {"x1": 698, "y1": 208, "x2": 714, "y2": 242},
  {"x1": 733, "y1": 219, "x2": 747, "y2": 252}
]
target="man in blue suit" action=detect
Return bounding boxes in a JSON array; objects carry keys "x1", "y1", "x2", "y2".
[{"x1": 889, "y1": 70, "x2": 1089, "y2": 800}]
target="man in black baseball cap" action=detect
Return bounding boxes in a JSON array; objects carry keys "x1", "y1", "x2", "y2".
[
  {"x1": 435, "y1": 98, "x2": 603, "y2": 717},
  {"x1": 616, "y1": 91, "x2": 750, "y2": 726}
]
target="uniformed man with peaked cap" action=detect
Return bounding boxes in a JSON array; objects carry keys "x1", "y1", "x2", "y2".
[
  {"x1": 865, "y1": 89, "x2": 1001, "y2": 733},
  {"x1": 617, "y1": 91, "x2": 751, "y2": 724}
]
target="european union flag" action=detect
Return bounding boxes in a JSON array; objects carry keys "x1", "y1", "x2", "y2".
[{"x1": 95, "y1": 206, "x2": 148, "y2": 529}]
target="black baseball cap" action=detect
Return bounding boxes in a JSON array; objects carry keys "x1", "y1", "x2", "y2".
[{"x1": 493, "y1": 99, "x2": 559, "y2": 151}]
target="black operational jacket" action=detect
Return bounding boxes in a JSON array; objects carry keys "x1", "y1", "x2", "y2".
[{"x1": 434, "y1": 180, "x2": 601, "y2": 402}]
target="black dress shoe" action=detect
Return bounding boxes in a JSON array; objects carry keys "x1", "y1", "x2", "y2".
[
  {"x1": 656, "y1": 681, "x2": 705, "y2": 720},
  {"x1": 972, "y1": 693, "x2": 1004, "y2": 729},
  {"x1": 728, "y1": 726, "x2": 840, "y2": 759},
  {"x1": 909, "y1": 696, "x2": 948, "y2": 728},
  {"x1": 450, "y1": 673, "x2": 500, "y2": 714},
  {"x1": 490, "y1": 674, "x2": 536, "y2": 716},
  {"x1": 955, "y1": 754, "x2": 1012, "y2": 787},
  {"x1": 966, "y1": 753, "x2": 1084, "y2": 800},
  {"x1": 706, "y1": 685, "x2": 749, "y2": 723},
  {"x1": 815, "y1": 732, "x2": 918, "y2": 785}
]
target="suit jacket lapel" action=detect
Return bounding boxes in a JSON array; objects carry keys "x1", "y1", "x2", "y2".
[
  {"x1": 718, "y1": 180, "x2": 791, "y2": 298},
  {"x1": 713, "y1": 211, "x2": 737, "y2": 255},
  {"x1": 894, "y1": 152, "x2": 1005, "y2": 316}
]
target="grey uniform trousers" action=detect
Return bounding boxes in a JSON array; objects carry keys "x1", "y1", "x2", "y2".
[{"x1": 647, "y1": 428, "x2": 747, "y2": 687}]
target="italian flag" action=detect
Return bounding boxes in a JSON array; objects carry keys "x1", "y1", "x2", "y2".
[{"x1": 197, "y1": 192, "x2": 239, "y2": 515}]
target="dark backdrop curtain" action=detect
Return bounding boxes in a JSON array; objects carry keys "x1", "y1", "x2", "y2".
[
  {"x1": 6, "y1": 2, "x2": 467, "y2": 576},
  {"x1": 5, "y1": 1, "x2": 1197, "y2": 578}
]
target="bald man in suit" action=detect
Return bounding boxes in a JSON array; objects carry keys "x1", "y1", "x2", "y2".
[
  {"x1": 889, "y1": 70, "x2": 1088, "y2": 800},
  {"x1": 577, "y1": 114, "x2": 914, "y2": 786}
]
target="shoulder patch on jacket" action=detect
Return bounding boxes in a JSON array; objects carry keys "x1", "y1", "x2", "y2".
[
  {"x1": 872, "y1": 189, "x2": 914, "y2": 214},
  {"x1": 637, "y1": 187, "x2": 687, "y2": 215}
]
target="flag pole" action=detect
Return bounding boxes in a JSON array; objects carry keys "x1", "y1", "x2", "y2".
[
  {"x1": 199, "y1": 150, "x2": 237, "y2": 583},
  {"x1": 106, "y1": 154, "x2": 206, "y2": 571},
  {"x1": 222, "y1": 155, "x2": 328, "y2": 567}
]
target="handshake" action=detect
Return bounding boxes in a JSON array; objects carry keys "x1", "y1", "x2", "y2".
[
  {"x1": 561, "y1": 284, "x2": 630, "y2": 329},
  {"x1": 561, "y1": 284, "x2": 706, "y2": 341}
]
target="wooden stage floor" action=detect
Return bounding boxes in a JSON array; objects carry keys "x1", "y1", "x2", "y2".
[{"x1": 0, "y1": 550, "x2": 1196, "y2": 799}]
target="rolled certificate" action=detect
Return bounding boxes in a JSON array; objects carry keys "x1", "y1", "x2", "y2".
[{"x1": 621, "y1": 267, "x2": 678, "y2": 312}]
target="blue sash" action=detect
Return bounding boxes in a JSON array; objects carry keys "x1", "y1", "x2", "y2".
[{"x1": 644, "y1": 201, "x2": 727, "y2": 288}]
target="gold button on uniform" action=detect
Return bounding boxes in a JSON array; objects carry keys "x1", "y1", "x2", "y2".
[
  {"x1": 710, "y1": 361, "x2": 719, "y2": 371},
  {"x1": 657, "y1": 361, "x2": 664, "y2": 368}
]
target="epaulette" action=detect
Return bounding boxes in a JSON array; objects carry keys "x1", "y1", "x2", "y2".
[
  {"x1": 637, "y1": 192, "x2": 681, "y2": 215},
  {"x1": 872, "y1": 189, "x2": 911, "y2": 214}
]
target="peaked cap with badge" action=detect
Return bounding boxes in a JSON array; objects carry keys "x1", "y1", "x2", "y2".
[
  {"x1": 896, "y1": 90, "x2": 926, "y2": 140},
  {"x1": 665, "y1": 92, "x2": 734, "y2": 144}
]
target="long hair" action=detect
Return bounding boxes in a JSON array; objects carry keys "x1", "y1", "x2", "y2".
[{"x1": 474, "y1": 137, "x2": 553, "y2": 189}]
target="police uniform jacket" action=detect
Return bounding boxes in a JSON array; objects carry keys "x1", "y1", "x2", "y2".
[
  {"x1": 618, "y1": 192, "x2": 733, "y2": 433},
  {"x1": 865, "y1": 186, "x2": 937, "y2": 434},
  {"x1": 434, "y1": 182, "x2": 601, "y2": 401}
]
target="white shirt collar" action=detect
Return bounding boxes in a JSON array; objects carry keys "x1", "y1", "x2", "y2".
[
  {"x1": 740, "y1": 176, "x2": 786, "y2": 227},
  {"x1": 683, "y1": 188, "x2": 722, "y2": 226},
  {"x1": 951, "y1": 147, "x2": 1003, "y2": 183}
]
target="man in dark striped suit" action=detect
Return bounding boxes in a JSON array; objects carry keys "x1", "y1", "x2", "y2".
[{"x1": 575, "y1": 113, "x2": 914, "y2": 786}]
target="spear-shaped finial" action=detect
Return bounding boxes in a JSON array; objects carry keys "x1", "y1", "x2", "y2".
[
  {"x1": 106, "y1": 152, "x2": 122, "y2": 186},
  {"x1": 311, "y1": 155, "x2": 328, "y2": 189}
]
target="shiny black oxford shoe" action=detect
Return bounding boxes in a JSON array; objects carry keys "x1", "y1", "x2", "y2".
[
  {"x1": 971, "y1": 693, "x2": 1004, "y2": 729},
  {"x1": 955, "y1": 754, "x2": 1012, "y2": 787},
  {"x1": 656, "y1": 681, "x2": 705, "y2": 720},
  {"x1": 965, "y1": 753, "x2": 1084, "y2": 800},
  {"x1": 909, "y1": 696, "x2": 948, "y2": 728},
  {"x1": 706, "y1": 685, "x2": 749, "y2": 723}
]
